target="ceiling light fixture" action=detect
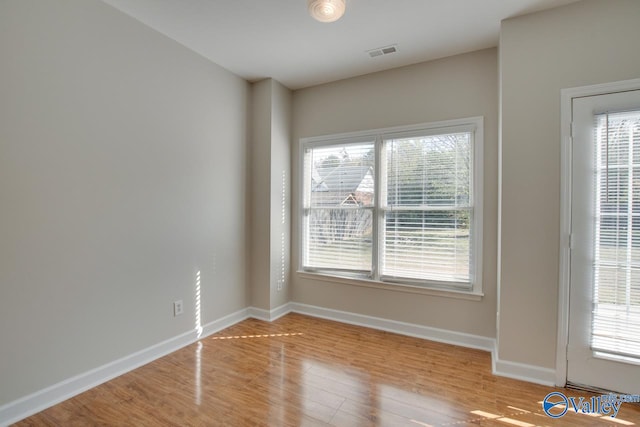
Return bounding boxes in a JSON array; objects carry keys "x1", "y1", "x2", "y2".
[{"x1": 308, "y1": 0, "x2": 346, "y2": 23}]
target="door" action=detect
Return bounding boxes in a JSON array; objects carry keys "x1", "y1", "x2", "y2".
[{"x1": 568, "y1": 89, "x2": 640, "y2": 394}]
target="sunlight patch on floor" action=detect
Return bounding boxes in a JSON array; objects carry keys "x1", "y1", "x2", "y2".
[{"x1": 210, "y1": 332, "x2": 304, "y2": 340}]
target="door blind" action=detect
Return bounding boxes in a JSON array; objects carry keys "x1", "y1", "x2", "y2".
[{"x1": 592, "y1": 110, "x2": 640, "y2": 361}]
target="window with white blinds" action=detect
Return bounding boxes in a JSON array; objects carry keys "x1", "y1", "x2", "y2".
[
  {"x1": 302, "y1": 142, "x2": 375, "y2": 274},
  {"x1": 592, "y1": 110, "x2": 640, "y2": 361},
  {"x1": 300, "y1": 118, "x2": 483, "y2": 292},
  {"x1": 381, "y1": 132, "x2": 472, "y2": 284}
]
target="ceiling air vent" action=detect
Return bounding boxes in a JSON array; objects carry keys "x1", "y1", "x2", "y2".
[{"x1": 367, "y1": 44, "x2": 398, "y2": 58}]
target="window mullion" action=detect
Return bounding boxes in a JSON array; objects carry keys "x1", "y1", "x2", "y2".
[{"x1": 372, "y1": 136, "x2": 382, "y2": 281}]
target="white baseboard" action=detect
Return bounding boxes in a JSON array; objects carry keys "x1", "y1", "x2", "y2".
[
  {"x1": 492, "y1": 354, "x2": 557, "y2": 386},
  {"x1": 0, "y1": 308, "x2": 250, "y2": 427},
  {"x1": 201, "y1": 307, "x2": 251, "y2": 337},
  {"x1": 289, "y1": 302, "x2": 496, "y2": 352},
  {"x1": 290, "y1": 303, "x2": 560, "y2": 387},
  {"x1": 247, "y1": 302, "x2": 292, "y2": 322},
  {"x1": 269, "y1": 302, "x2": 293, "y2": 321},
  {"x1": 0, "y1": 328, "x2": 198, "y2": 427},
  {"x1": 0, "y1": 302, "x2": 559, "y2": 426},
  {"x1": 247, "y1": 306, "x2": 269, "y2": 321}
]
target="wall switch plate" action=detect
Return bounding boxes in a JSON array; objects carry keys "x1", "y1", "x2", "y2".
[{"x1": 173, "y1": 300, "x2": 184, "y2": 316}]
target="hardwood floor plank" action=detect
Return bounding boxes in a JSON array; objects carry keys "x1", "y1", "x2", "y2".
[{"x1": 13, "y1": 313, "x2": 640, "y2": 426}]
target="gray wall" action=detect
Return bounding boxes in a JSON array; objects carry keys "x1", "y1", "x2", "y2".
[
  {"x1": 498, "y1": 0, "x2": 640, "y2": 368},
  {"x1": 249, "y1": 80, "x2": 272, "y2": 310},
  {"x1": 291, "y1": 48, "x2": 499, "y2": 338},
  {"x1": 249, "y1": 79, "x2": 292, "y2": 310},
  {"x1": 270, "y1": 81, "x2": 292, "y2": 309},
  {"x1": 0, "y1": 0, "x2": 249, "y2": 405}
]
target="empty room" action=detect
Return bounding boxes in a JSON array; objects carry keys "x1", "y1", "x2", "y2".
[{"x1": 1, "y1": 0, "x2": 640, "y2": 425}]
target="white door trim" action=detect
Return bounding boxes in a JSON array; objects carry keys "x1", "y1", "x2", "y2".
[{"x1": 557, "y1": 77, "x2": 640, "y2": 387}]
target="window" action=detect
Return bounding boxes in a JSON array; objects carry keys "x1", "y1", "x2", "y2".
[{"x1": 300, "y1": 117, "x2": 483, "y2": 293}]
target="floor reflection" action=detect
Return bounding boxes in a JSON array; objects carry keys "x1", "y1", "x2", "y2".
[
  {"x1": 302, "y1": 360, "x2": 366, "y2": 423},
  {"x1": 194, "y1": 341, "x2": 202, "y2": 405},
  {"x1": 16, "y1": 314, "x2": 640, "y2": 426}
]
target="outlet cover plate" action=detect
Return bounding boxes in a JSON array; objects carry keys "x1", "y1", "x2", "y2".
[{"x1": 173, "y1": 300, "x2": 184, "y2": 316}]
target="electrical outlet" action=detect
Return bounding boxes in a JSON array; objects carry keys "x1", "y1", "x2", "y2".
[{"x1": 173, "y1": 300, "x2": 184, "y2": 316}]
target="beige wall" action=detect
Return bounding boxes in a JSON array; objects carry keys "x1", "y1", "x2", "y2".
[
  {"x1": 270, "y1": 81, "x2": 293, "y2": 309},
  {"x1": 249, "y1": 80, "x2": 272, "y2": 309},
  {"x1": 498, "y1": 0, "x2": 640, "y2": 368},
  {"x1": 291, "y1": 48, "x2": 499, "y2": 338},
  {"x1": 0, "y1": 0, "x2": 249, "y2": 405},
  {"x1": 249, "y1": 79, "x2": 292, "y2": 310}
]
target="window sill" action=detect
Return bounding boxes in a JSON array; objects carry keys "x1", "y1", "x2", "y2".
[{"x1": 296, "y1": 271, "x2": 484, "y2": 301}]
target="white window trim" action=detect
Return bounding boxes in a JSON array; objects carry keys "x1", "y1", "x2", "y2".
[{"x1": 298, "y1": 116, "x2": 484, "y2": 297}]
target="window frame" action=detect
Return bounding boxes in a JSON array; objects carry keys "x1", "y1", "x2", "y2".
[{"x1": 298, "y1": 117, "x2": 484, "y2": 297}]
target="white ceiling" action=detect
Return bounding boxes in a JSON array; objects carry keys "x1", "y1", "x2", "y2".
[{"x1": 101, "y1": 0, "x2": 580, "y2": 89}]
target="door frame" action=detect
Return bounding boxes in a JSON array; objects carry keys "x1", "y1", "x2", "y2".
[{"x1": 557, "y1": 77, "x2": 640, "y2": 387}]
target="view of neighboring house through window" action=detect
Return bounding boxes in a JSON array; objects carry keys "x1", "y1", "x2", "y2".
[
  {"x1": 303, "y1": 142, "x2": 375, "y2": 274},
  {"x1": 301, "y1": 118, "x2": 483, "y2": 292}
]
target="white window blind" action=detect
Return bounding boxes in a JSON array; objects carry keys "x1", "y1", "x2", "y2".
[
  {"x1": 592, "y1": 110, "x2": 640, "y2": 361},
  {"x1": 300, "y1": 117, "x2": 482, "y2": 293},
  {"x1": 381, "y1": 132, "x2": 472, "y2": 285},
  {"x1": 302, "y1": 142, "x2": 375, "y2": 274}
]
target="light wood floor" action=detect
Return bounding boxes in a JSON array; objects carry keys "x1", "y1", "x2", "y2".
[{"x1": 15, "y1": 313, "x2": 640, "y2": 426}]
